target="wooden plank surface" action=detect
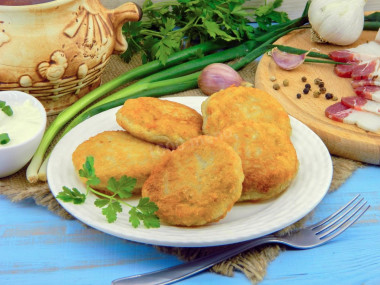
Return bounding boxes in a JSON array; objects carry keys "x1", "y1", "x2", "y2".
[
  {"x1": 1, "y1": 165, "x2": 379, "y2": 284},
  {"x1": 255, "y1": 29, "x2": 380, "y2": 165}
]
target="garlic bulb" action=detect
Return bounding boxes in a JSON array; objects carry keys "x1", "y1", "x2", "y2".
[
  {"x1": 308, "y1": 0, "x2": 367, "y2": 46},
  {"x1": 198, "y1": 63, "x2": 251, "y2": 96}
]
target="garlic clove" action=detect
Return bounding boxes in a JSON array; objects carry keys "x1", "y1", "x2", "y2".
[{"x1": 271, "y1": 47, "x2": 307, "y2": 70}]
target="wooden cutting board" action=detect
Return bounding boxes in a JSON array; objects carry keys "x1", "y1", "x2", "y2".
[{"x1": 255, "y1": 28, "x2": 380, "y2": 165}]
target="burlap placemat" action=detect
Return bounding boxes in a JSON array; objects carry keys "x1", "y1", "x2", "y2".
[{"x1": 0, "y1": 55, "x2": 363, "y2": 284}]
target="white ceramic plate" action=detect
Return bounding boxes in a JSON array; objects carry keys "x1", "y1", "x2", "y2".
[{"x1": 47, "y1": 96, "x2": 333, "y2": 247}]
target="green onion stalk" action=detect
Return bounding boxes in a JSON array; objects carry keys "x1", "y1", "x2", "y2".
[
  {"x1": 27, "y1": 3, "x2": 311, "y2": 182},
  {"x1": 363, "y1": 21, "x2": 380, "y2": 30}
]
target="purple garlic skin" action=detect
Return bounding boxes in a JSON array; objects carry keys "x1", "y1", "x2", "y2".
[
  {"x1": 198, "y1": 63, "x2": 244, "y2": 95},
  {"x1": 271, "y1": 47, "x2": 307, "y2": 70}
]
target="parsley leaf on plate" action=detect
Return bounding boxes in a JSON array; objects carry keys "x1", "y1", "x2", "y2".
[
  {"x1": 101, "y1": 201, "x2": 123, "y2": 223},
  {"x1": 78, "y1": 156, "x2": 100, "y2": 187},
  {"x1": 107, "y1": 175, "x2": 137, "y2": 199},
  {"x1": 56, "y1": 186, "x2": 86, "y2": 204},
  {"x1": 129, "y1": 197, "x2": 160, "y2": 229},
  {"x1": 57, "y1": 156, "x2": 160, "y2": 228}
]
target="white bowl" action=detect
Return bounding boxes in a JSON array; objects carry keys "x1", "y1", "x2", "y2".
[{"x1": 0, "y1": 91, "x2": 47, "y2": 178}]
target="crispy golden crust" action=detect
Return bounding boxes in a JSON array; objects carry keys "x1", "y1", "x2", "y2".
[
  {"x1": 116, "y1": 97, "x2": 203, "y2": 149},
  {"x1": 141, "y1": 135, "x2": 244, "y2": 226},
  {"x1": 201, "y1": 86, "x2": 291, "y2": 136},
  {"x1": 72, "y1": 131, "x2": 170, "y2": 195},
  {"x1": 218, "y1": 121, "x2": 299, "y2": 202}
]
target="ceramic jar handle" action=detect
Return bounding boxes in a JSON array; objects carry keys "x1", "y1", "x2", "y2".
[{"x1": 109, "y1": 2, "x2": 142, "y2": 54}]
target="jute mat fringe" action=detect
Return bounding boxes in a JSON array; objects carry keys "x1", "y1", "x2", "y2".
[{"x1": 0, "y1": 55, "x2": 363, "y2": 284}]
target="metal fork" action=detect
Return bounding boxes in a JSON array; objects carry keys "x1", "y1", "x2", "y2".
[{"x1": 112, "y1": 194, "x2": 370, "y2": 285}]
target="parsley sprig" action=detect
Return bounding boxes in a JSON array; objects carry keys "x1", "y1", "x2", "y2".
[
  {"x1": 56, "y1": 156, "x2": 160, "y2": 228},
  {"x1": 122, "y1": 0, "x2": 289, "y2": 64},
  {"x1": 121, "y1": 0, "x2": 290, "y2": 64}
]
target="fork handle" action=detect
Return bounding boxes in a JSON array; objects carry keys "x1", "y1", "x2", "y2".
[{"x1": 111, "y1": 235, "x2": 279, "y2": 285}]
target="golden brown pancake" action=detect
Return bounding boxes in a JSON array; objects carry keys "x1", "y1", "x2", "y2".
[
  {"x1": 201, "y1": 86, "x2": 291, "y2": 136},
  {"x1": 218, "y1": 120, "x2": 298, "y2": 201},
  {"x1": 72, "y1": 130, "x2": 170, "y2": 195},
  {"x1": 116, "y1": 97, "x2": 203, "y2": 149},
  {"x1": 142, "y1": 135, "x2": 244, "y2": 226}
]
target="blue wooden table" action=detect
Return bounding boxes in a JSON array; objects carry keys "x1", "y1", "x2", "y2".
[{"x1": 1, "y1": 164, "x2": 379, "y2": 285}]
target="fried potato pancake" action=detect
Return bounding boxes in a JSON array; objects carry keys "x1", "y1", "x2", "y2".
[
  {"x1": 142, "y1": 135, "x2": 244, "y2": 226},
  {"x1": 219, "y1": 120, "x2": 298, "y2": 202},
  {"x1": 72, "y1": 131, "x2": 170, "y2": 195},
  {"x1": 201, "y1": 86, "x2": 291, "y2": 136},
  {"x1": 116, "y1": 97, "x2": 203, "y2": 149}
]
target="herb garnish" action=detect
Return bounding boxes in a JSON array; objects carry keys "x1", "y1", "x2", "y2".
[
  {"x1": 57, "y1": 156, "x2": 160, "y2": 228},
  {"x1": 0, "y1": 100, "x2": 13, "y2": 116},
  {"x1": 0, "y1": 133, "x2": 10, "y2": 145},
  {"x1": 121, "y1": 0, "x2": 290, "y2": 64},
  {"x1": 0, "y1": 100, "x2": 13, "y2": 145}
]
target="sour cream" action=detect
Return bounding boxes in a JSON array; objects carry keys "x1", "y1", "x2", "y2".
[{"x1": 0, "y1": 100, "x2": 43, "y2": 147}]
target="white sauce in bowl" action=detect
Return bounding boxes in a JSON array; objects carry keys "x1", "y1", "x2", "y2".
[{"x1": 0, "y1": 100, "x2": 43, "y2": 147}]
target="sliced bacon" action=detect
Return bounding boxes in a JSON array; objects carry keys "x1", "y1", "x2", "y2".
[
  {"x1": 334, "y1": 62, "x2": 356, "y2": 78},
  {"x1": 341, "y1": 96, "x2": 380, "y2": 115},
  {"x1": 325, "y1": 102, "x2": 352, "y2": 122},
  {"x1": 329, "y1": 50, "x2": 379, "y2": 63},
  {"x1": 351, "y1": 59, "x2": 380, "y2": 80},
  {"x1": 325, "y1": 102, "x2": 380, "y2": 132},
  {"x1": 354, "y1": 86, "x2": 380, "y2": 102},
  {"x1": 351, "y1": 79, "x2": 380, "y2": 88},
  {"x1": 331, "y1": 42, "x2": 380, "y2": 79},
  {"x1": 329, "y1": 41, "x2": 380, "y2": 63},
  {"x1": 329, "y1": 50, "x2": 356, "y2": 63}
]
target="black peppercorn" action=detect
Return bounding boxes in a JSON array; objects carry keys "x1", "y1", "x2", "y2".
[
  {"x1": 296, "y1": 93, "x2": 302, "y2": 99},
  {"x1": 325, "y1": 93, "x2": 333, "y2": 100},
  {"x1": 303, "y1": 88, "x2": 310, "y2": 94},
  {"x1": 305, "y1": 83, "x2": 311, "y2": 89},
  {"x1": 302, "y1": 76, "x2": 307, "y2": 82}
]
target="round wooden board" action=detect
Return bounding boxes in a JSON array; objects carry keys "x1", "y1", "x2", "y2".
[{"x1": 255, "y1": 28, "x2": 380, "y2": 165}]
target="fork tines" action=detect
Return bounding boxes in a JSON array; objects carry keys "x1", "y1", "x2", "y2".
[{"x1": 310, "y1": 194, "x2": 370, "y2": 241}]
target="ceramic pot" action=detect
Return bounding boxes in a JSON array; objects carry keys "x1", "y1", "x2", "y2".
[{"x1": 0, "y1": 0, "x2": 142, "y2": 114}]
